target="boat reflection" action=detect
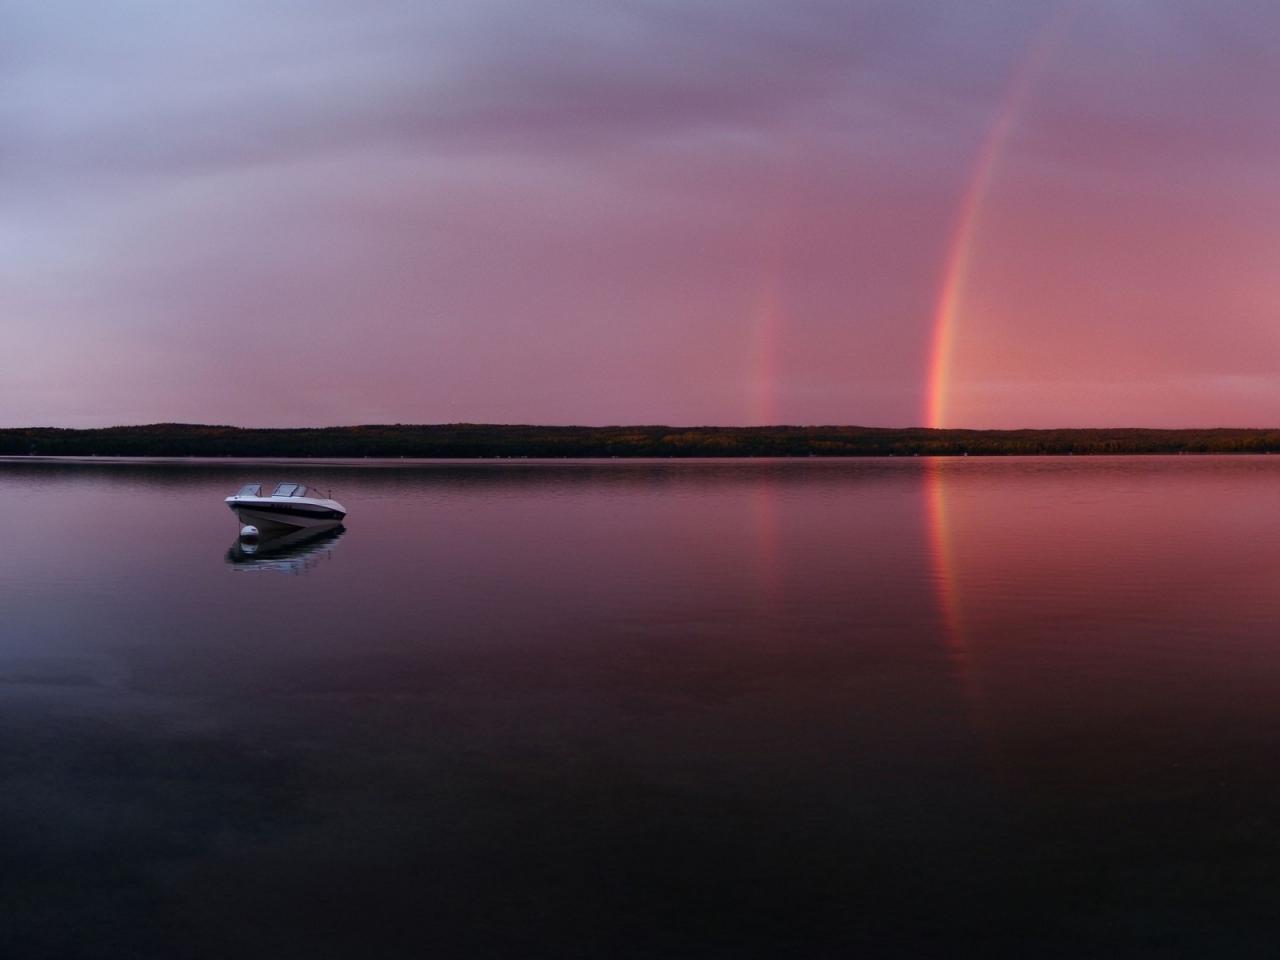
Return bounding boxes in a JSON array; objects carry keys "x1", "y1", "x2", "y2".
[{"x1": 225, "y1": 524, "x2": 346, "y2": 574}]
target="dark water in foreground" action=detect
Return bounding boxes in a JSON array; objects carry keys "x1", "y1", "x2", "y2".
[{"x1": 4, "y1": 456, "x2": 1280, "y2": 958}]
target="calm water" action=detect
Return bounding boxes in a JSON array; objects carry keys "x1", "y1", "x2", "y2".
[{"x1": 4, "y1": 456, "x2": 1280, "y2": 957}]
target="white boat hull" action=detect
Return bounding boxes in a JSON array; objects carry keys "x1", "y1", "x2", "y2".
[
  {"x1": 225, "y1": 493, "x2": 347, "y2": 531},
  {"x1": 232, "y1": 506, "x2": 342, "y2": 531}
]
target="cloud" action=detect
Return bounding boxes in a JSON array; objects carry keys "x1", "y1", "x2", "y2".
[
  {"x1": 2, "y1": 0, "x2": 1046, "y2": 189},
  {"x1": 11, "y1": 0, "x2": 1279, "y2": 427}
]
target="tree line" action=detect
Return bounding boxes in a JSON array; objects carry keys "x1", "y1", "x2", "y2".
[{"x1": 5, "y1": 423, "x2": 1280, "y2": 457}]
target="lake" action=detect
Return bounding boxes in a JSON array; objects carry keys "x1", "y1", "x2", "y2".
[{"x1": 3, "y1": 456, "x2": 1280, "y2": 957}]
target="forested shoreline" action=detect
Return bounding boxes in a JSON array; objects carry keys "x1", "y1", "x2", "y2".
[{"x1": 5, "y1": 423, "x2": 1280, "y2": 457}]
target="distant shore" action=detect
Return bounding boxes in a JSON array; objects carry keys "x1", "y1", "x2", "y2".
[{"x1": 4, "y1": 423, "x2": 1280, "y2": 458}]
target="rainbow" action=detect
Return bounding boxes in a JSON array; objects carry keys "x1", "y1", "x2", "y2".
[
  {"x1": 925, "y1": 4, "x2": 1077, "y2": 429},
  {"x1": 749, "y1": 266, "x2": 784, "y2": 425}
]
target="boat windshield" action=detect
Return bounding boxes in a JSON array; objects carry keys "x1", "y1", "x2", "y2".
[
  {"x1": 236, "y1": 483, "x2": 262, "y2": 497},
  {"x1": 271, "y1": 483, "x2": 307, "y2": 498}
]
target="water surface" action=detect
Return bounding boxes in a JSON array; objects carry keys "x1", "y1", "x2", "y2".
[{"x1": 3, "y1": 456, "x2": 1280, "y2": 957}]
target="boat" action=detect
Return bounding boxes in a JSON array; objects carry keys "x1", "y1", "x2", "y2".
[{"x1": 225, "y1": 482, "x2": 346, "y2": 532}]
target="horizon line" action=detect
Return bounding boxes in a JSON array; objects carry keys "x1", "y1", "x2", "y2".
[{"x1": 8, "y1": 422, "x2": 1280, "y2": 434}]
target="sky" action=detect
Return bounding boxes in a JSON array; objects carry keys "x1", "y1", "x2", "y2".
[{"x1": 4, "y1": 0, "x2": 1280, "y2": 429}]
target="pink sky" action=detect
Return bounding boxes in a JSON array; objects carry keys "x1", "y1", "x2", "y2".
[{"x1": 4, "y1": 1, "x2": 1279, "y2": 428}]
